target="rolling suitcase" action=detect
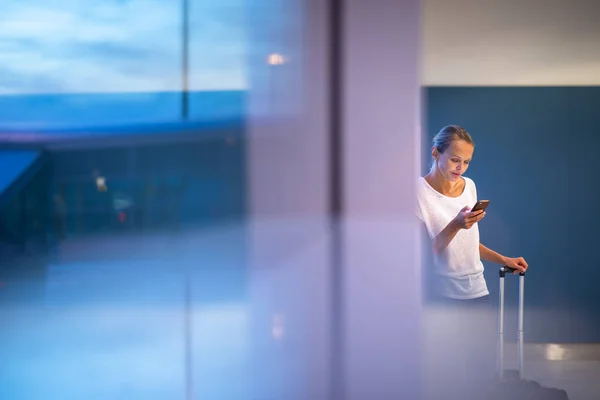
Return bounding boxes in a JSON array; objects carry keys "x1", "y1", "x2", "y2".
[{"x1": 490, "y1": 266, "x2": 569, "y2": 400}]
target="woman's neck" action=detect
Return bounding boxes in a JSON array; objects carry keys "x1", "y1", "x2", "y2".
[{"x1": 425, "y1": 168, "x2": 461, "y2": 196}]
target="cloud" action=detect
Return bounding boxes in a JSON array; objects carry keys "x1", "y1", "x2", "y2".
[
  {"x1": 0, "y1": 67, "x2": 68, "y2": 93},
  {"x1": 0, "y1": 0, "x2": 247, "y2": 94}
]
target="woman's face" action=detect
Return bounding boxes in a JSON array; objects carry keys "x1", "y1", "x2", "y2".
[{"x1": 433, "y1": 139, "x2": 474, "y2": 182}]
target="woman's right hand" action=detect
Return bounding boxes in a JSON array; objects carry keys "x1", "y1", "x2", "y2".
[{"x1": 453, "y1": 206, "x2": 485, "y2": 230}]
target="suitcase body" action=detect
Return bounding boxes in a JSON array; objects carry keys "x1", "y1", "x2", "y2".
[{"x1": 493, "y1": 266, "x2": 569, "y2": 400}]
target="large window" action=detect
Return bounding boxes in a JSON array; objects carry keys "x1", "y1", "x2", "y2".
[{"x1": 0, "y1": 0, "x2": 248, "y2": 131}]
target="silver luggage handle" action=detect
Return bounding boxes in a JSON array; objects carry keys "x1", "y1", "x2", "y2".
[{"x1": 498, "y1": 266, "x2": 525, "y2": 380}]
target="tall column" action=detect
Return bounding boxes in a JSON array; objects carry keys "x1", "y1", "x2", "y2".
[
  {"x1": 246, "y1": 0, "x2": 332, "y2": 399},
  {"x1": 246, "y1": 0, "x2": 422, "y2": 399},
  {"x1": 341, "y1": 0, "x2": 422, "y2": 399}
]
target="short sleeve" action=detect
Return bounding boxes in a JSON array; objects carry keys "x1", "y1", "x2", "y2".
[{"x1": 416, "y1": 202, "x2": 424, "y2": 222}]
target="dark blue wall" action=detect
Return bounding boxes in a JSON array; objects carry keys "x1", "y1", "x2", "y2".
[{"x1": 426, "y1": 87, "x2": 600, "y2": 343}]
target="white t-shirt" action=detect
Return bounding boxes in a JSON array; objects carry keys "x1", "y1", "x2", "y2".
[{"x1": 416, "y1": 176, "x2": 489, "y2": 300}]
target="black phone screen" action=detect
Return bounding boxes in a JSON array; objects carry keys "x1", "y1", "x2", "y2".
[{"x1": 471, "y1": 200, "x2": 490, "y2": 212}]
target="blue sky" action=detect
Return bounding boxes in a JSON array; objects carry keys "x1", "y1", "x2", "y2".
[{"x1": 0, "y1": 0, "x2": 247, "y2": 95}]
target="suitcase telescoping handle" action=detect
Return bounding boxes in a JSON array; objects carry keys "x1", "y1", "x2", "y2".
[{"x1": 498, "y1": 266, "x2": 525, "y2": 380}]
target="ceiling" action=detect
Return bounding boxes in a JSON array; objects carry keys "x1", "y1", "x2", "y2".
[{"x1": 422, "y1": 0, "x2": 600, "y2": 86}]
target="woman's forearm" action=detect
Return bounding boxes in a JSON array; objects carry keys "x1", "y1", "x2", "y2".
[
  {"x1": 479, "y1": 243, "x2": 507, "y2": 265},
  {"x1": 432, "y1": 220, "x2": 461, "y2": 254}
]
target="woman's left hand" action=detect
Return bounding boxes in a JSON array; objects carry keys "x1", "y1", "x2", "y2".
[{"x1": 504, "y1": 257, "x2": 529, "y2": 274}]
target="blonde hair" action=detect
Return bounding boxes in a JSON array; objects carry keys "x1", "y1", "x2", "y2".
[{"x1": 433, "y1": 125, "x2": 474, "y2": 154}]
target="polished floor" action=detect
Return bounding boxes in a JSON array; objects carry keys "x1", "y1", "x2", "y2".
[
  {"x1": 0, "y1": 226, "x2": 249, "y2": 400},
  {"x1": 496, "y1": 343, "x2": 600, "y2": 400},
  {"x1": 0, "y1": 225, "x2": 598, "y2": 399},
  {"x1": 422, "y1": 306, "x2": 600, "y2": 400}
]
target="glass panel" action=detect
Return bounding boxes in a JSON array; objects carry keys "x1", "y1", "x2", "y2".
[
  {"x1": 0, "y1": 0, "x2": 292, "y2": 398},
  {"x1": 47, "y1": 137, "x2": 244, "y2": 237}
]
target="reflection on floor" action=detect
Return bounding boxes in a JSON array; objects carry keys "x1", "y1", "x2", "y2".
[
  {"x1": 423, "y1": 305, "x2": 600, "y2": 400},
  {"x1": 0, "y1": 224, "x2": 599, "y2": 400},
  {"x1": 501, "y1": 343, "x2": 600, "y2": 400},
  {"x1": 0, "y1": 226, "x2": 249, "y2": 400},
  {"x1": 526, "y1": 360, "x2": 600, "y2": 400}
]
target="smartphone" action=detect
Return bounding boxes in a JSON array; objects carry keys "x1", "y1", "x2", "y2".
[{"x1": 471, "y1": 200, "x2": 490, "y2": 213}]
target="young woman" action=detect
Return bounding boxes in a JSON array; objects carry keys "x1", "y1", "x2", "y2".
[
  {"x1": 417, "y1": 125, "x2": 528, "y2": 301},
  {"x1": 417, "y1": 125, "x2": 529, "y2": 397}
]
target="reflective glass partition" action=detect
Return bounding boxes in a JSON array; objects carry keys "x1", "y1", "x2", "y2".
[
  {"x1": 0, "y1": 2, "x2": 251, "y2": 399},
  {"x1": 0, "y1": 0, "x2": 349, "y2": 399}
]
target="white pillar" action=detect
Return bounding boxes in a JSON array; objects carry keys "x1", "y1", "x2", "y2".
[
  {"x1": 246, "y1": 1, "x2": 332, "y2": 399},
  {"x1": 342, "y1": 1, "x2": 422, "y2": 399}
]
